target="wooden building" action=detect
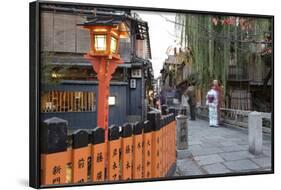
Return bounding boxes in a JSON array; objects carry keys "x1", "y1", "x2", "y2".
[
  {"x1": 160, "y1": 47, "x2": 193, "y2": 105},
  {"x1": 40, "y1": 4, "x2": 154, "y2": 129}
]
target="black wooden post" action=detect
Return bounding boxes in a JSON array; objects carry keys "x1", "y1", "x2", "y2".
[{"x1": 41, "y1": 117, "x2": 68, "y2": 185}]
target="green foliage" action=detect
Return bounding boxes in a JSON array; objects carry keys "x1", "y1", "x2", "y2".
[{"x1": 175, "y1": 14, "x2": 272, "y2": 98}]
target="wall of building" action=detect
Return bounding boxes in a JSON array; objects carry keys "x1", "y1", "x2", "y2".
[
  {"x1": 41, "y1": 12, "x2": 90, "y2": 53},
  {"x1": 41, "y1": 83, "x2": 128, "y2": 129},
  {"x1": 41, "y1": 11, "x2": 132, "y2": 62},
  {"x1": 128, "y1": 77, "x2": 143, "y2": 120}
]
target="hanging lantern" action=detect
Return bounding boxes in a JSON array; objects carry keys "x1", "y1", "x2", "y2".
[{"x1": 79, "y1": 16, "x2": 129, "y2": 60}]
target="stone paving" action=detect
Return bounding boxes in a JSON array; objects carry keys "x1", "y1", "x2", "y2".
[{"x1": 174, "y1": 119, "x2": 272, "y2": 176}]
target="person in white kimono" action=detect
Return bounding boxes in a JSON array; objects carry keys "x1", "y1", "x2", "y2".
[
  {"x1": 181, "y1": 91, "x2": 189, "y2": 116},
  {"x1": 206, "y1": 86, "x2": 219, "y2": 127}
]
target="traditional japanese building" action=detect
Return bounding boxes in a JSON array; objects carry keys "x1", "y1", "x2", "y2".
[
  {"x1": 159, "y1": 47, "x2": 193, "y2": 105},
  {"x1": 40, "y1": 4, "x2": 154, "y2": 129}
]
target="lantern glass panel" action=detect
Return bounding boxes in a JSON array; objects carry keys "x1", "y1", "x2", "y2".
[
  {"x1": 94, "y1": 35, "x2": 107, "y2": 51},
  {"x1": 110, "y1": 36, "x2": 117, "y2": 53}
]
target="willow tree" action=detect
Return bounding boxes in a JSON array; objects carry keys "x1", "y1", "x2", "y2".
[
  {"x1": 175, "y1": 14, "x2": 272, "y2": 109},
  {"x1": 175, "y1": 14, "x2": 231, "y2": 99}
]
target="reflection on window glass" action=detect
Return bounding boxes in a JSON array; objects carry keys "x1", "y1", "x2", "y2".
[
  {"x1": 94, "y1": 35, "x2": 106, "y2": 51},
  {"x1": 110, "y1": 36, "x2": 117, "y2": 53},
  {"x1": 41, "y1": 91, "x2": 96, "y2": 112}
]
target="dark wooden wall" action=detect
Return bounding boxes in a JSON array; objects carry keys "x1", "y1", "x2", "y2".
[
  {"x1": 41, "y1": 83, "x2": 128, "y2": 129},
  {"x1": 41, "y1": 12, "x2": 135, "y2": 62}
]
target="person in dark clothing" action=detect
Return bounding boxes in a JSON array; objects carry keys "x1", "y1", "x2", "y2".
[{"x1": 186, "y1": 81, "x2": 196, "y2": 120}]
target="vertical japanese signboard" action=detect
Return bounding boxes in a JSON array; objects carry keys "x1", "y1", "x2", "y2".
[
  {"x1": 72, "y1": 130, "x2": 89, "y2": 183},
  {"x1": 132, "y1": 122, "x2": 143, "y2": 179},
  {"x1": 168, "y1": 108, "x2": 177, "y2": 165},
  {"x1": 167, "y1": 115, "x2": 172, "y2": 171},
  {"x1": 41, "y1": 117, "x2": 68, "y2": 185},
  {"x1": 159, "y1": 119, "x2": 163, "y2": 177},
  {"x1": 91, "y1": 127, "x2": 105, "y2": 182},
  {"x1": 143, "y1": 120, "x2": 152, "y2": 179},
  {"x1": 147, "y1": 111, "x2": 161, "y2": 178},
  {"x1": 171, "y1": 114, "x2": 176, "y2": 169},
  {"x1": 108, "y1": 125, "x2": 121, "y2": 181},
  {"x1": 121, "y1": 123, "x2": 133, "y2": 180},
  {"x1": 163, "y1": 117, "x2": 167, "y2": 175}
]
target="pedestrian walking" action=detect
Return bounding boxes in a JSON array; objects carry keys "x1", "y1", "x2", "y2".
[
  {"x1": 181, "y1": 89, "x2": 189, "y2": 116},
  {"x1": 206, "y1": 84, "x2": 219, "y2": 127},
  {"x1": 213, "y1": 80, "x2": 222, "y2": 124},
  {"x1": 186, "y1": 81, "x2": 196, "y2": 120}
]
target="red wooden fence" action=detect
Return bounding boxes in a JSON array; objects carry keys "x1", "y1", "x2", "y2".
[{"x1": 40, "y1": 112, "x2": 176, "y2": 186}]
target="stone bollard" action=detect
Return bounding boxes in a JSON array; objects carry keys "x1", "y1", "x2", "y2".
[
  {"x1": 176, "y1": 115, "x2": 190, "y2": 159},
  {"x1": 248, "y1": 111, "x2": 263, "y2": 155},
  {"x1": 176, "y1": 115, "x2": 188, "y2": 149}
]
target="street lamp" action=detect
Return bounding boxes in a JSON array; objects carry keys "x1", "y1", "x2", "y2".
[
  {"x1": 78, "y1": 16, "x2": 128, "y2": 142},
  {"x1": 82, "y1": 17, "x2": 128, "y2": 60}
]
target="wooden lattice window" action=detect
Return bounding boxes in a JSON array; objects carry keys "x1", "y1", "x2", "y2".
[{"x1": 41, "y1": 91, "x2": 96, "y2": 112}]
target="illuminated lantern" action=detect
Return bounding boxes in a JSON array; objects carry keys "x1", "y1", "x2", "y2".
[{"x1": 80, "y1": 16, "x2": 128, "y2": 60}]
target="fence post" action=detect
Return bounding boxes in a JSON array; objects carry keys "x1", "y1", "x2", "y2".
[
  {"x1": 91, "y1": 127, "x2": 105, "y2": 182},
  {"x1": 167, "y1": 115, "x2": 171, "y2": 174},
  {"x1": 132, "y1": 121, "x2": 144, "y2": 179},
  {"x1": 162, "y1": 117, "x2": 167, "y2": 176},
  {"x1": 147, "y1": 111, "x2": 161, "y2": 178},
  {"x1": 166, "y1": 114, "x2": 172, "y2": 172},
  {"x1": 172, "y1": 114, "x2": 176, "y2": 164},
  {"x1": 143, "y1": 120, "x2": 152, "y2": 178},
  {"x1": 121, "y1": 123, "x2": 133, "y2": 180},
  {"x1": 248, "y1": 112, "x2": 263, "y2": 155},
  {"x1": 71, "y1": 130, "x2": 89, "y2": 183},
  {"x1": 166, "y1": 115, "x2": 171, "y2": 174},
  {"x1": 168, "y1": 109, "x2": 177, "y2": 165},
  {"x1": 107, "y1": 125, "x2": 121, "y2": 181},
  {"x1": 159, "y1": 118, "x2": 163, "y2": 177},
  {"x1": 41, "y1": 117, "x2": 68, "y2": 185}
]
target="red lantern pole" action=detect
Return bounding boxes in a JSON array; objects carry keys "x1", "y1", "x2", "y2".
[{"x1": 85, "y1": 54, "x2": 123, "y2": 142}]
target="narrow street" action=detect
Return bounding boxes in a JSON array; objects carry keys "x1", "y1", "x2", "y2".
[
  {"x1": 175, "y1": 119, "x2": 272, "y2": 176},
  {"x1": 34, "y1": 3, "x2": 273, "y2": 187}
]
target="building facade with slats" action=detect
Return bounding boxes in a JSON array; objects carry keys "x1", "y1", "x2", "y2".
[{"x1": 40, "y1": 4, "x2": 154, "y2": 129}]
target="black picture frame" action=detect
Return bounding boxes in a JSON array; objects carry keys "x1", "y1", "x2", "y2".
[{"x1": 30, "y1": 0, "x2": 274, "y2": 188}]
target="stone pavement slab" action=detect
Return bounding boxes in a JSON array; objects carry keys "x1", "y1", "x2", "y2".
[
  {"x1": 219, "y1": 150, "x2": 255, "y2": 161},
  {"x1": 223, "y1": 159, "x2": 260, "y2": 171},
  {"x1": 251, "y1": 157, "x2": 272, "y2": 168},
  {"x1": 202, "y1": 163, "x2": 231, "y2": 174},
  {"x1": 194, "y1": 154, "x2": 224, "y2": 166},
  {"x1": 190, "y1": 147, "x2": 224, "y2": 156},
  {"x1": 188, "y1": 144, "x2": 202, "y2": 150},
  {"x1": 177, "y1": 158, "x2": 204, "y2": 176},
  {"x1": 219, "y1": 145, "x2": 249, "y2": 152}
]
